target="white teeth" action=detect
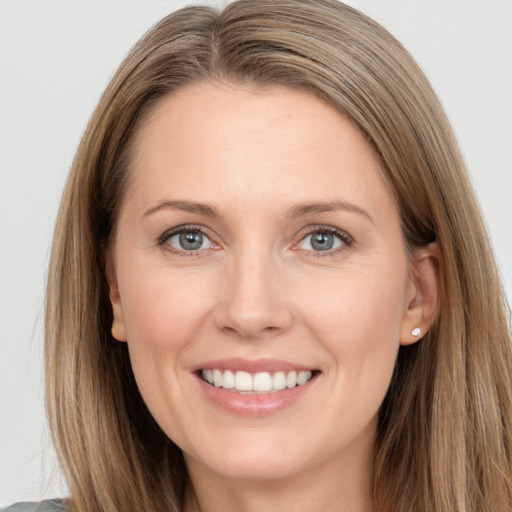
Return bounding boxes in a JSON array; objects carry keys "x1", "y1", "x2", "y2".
[
  {"x1": 213, "y1": 369, "x2": 223, "y2": 387},
  {"x1": 201, "y1": 369, "x2": 313, "y2": 392},
  {"x1": 223, "y1": 369, "x2": 235, "y2": 389},
  {"x1": 286, "y1": 371, "x2": 297, "y2": 388},
  {"x1": 252, "y1": 372, "x2": 273, "y2": 392},
  {"x1": 297, "y1": 371, "x2": 310, "y2": 386},
  {"x1": 272, "y1": 371, "x2": 287, "y2": 390},
  {"x1": 234, "y1": 371, "x2": 252, "y2": 391}
]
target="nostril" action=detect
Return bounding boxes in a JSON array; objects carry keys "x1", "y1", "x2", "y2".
[
  {"x1": 215, "y1": 304, "x2": 293, "y2": 340},
  {"x1": 219, "y1": 323, "x2": 281, "y2": 341}
]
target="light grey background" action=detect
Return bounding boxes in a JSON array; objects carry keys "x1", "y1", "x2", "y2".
[{"x1": 1, "y1": 0, "x2": 511, "y2": 506}]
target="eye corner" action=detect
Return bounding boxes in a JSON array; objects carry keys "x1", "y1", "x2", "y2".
[
  {"x1": 157, "y1": 225, "x2": 221, "y2": 256},
  {"x1": 293, "y1": 225, "x2": 353, "y2": 256}
]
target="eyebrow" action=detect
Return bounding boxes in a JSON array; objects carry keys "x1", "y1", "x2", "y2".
[
  {"x1": 141, "y1": 199, "x2": 373, "y2": 224},
  {"x1": 286, "y1": 201, "x2": 374, "y2": 224},
  {"x1": 142, "y1": 200, "x2": 220, "y2": 219}
]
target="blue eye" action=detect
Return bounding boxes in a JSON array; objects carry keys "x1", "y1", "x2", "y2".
[
  {"x1": 165, "y1": 229, "x2": 213, "y2": 251},
  {"x1": 298, "y1": 229, "x2": 348, "y2": 252}
]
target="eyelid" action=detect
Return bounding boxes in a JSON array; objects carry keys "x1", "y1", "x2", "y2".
[
  {"x1": 157, "y1": 224, "x2": 221, "y2": 254},
  {"x1": 293, "y1": 225, "x2": 353, "y2": 253},
  {"x1": 156, "y1": 223, "x2": 352, "y2": 256}
]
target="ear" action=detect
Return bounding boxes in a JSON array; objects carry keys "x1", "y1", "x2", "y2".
[
  {"x1": 400, "y1": 242, "x2": 440, "y2": 345},
  {"x1": 104, "y1": 249, "x2": 127, "y2": 342}
]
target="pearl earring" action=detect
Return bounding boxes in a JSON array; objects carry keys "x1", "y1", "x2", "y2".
[{"x1": 411, "y1": 327, "x2": 421, "y2": 337}]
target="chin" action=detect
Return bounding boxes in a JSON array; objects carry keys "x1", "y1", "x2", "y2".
[
  {"x1": 194, "y1": 452, "x2": 308, "y2": 482},
  {"x1": 181, "y1": 427, "x2": 315, "y2": 481}
]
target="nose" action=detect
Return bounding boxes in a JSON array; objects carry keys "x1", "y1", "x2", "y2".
[{"x1": 214, "y1": 247, "x2": 293, "y2": 340}]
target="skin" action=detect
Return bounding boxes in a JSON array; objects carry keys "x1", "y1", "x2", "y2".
[{"x1": 107, "y1": 83, "x2": 438, "y2": 512}]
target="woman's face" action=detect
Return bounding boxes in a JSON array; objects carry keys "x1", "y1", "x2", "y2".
[{"x1": 108, "y1": 83, "x2": 424, "y2": 483}]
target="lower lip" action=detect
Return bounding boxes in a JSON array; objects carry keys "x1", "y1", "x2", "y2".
[{"x1": 195, "y1": 374, "x2": 318, "y2": 417}]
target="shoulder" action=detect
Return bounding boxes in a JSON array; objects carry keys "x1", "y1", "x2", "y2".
[{"x1": 1, "y1": 500, "x2": 67, "y2": 512}]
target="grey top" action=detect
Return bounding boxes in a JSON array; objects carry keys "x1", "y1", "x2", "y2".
[{"x1": 0, "y1": 500, "x2": 67, "y2": 512}]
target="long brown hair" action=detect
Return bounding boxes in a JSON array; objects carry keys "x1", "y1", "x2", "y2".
[{"x1": 45, "y1": 1, "x2": 512, "y2": 510}]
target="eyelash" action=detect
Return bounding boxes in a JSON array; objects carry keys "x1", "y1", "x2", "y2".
[
  {"x1": 157, "y1": 224, "x2": 218, "y2": 257},
  {"x1": 157, "y1": 224, "x2": 353, "y2": 257},
  {"x1": 294, "y1": 225, "x2": 353, "y2": 257}
]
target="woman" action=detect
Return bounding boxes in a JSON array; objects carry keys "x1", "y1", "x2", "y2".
[{"x1": 4, "y1": 0, "x2": 511, "y2": 510}]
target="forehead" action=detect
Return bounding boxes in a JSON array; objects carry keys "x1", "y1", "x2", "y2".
[{"x1": 126, "y1": 82, "x2": 396, "y2": 221}]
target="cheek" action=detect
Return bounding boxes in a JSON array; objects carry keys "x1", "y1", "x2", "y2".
[
  {"x1": 295, "y1": 262, "x2": 408, "y2": 388},
  {"x1": 116, "y1": 266, "x2": 216, "y2": 410},
  {"x1": 116, "y1": 268, "x2": 218, "y2": 441},
  {"x1": 119, "y1": 266, "x2": 214, "y2": 350},
  {"x1": 302, "y1": 263, "x2": 406, "y2": 334}
]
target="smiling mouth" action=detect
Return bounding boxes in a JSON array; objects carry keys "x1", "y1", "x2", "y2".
[{"x1": 200, "y1": 369, "x2": 318, "y2": 393}]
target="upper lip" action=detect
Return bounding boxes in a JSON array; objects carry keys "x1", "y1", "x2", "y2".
[{"x1": 191, "y1": 357, "x2": 318, "y2": 374}]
